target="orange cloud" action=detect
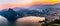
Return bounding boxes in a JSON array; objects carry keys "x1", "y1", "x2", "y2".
[
  {"x1": 0, "y1": 3, "x2": 32, "y2": 9},
  {"x1": 0, "y1": 0, "x2": 60, "y2": 9},
  {"x1": 32, "y1": 0, "x2": 60, "y2": 4}
]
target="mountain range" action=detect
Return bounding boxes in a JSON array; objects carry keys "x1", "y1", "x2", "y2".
[{"x1": 0, "y1": 3, "x2": 60, "y2": 22}]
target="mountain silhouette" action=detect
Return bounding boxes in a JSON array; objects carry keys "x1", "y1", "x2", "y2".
[
  {"x1": 0, "y1": 8, "x2": 22, "y2": 22},
  {"x1": 0, "y1": 3, "x2": 60, "y2": 22}
]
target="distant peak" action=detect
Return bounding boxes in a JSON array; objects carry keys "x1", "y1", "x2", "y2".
[{"x1": 8, "y1": 8, "x2": 13, "y2": 10}]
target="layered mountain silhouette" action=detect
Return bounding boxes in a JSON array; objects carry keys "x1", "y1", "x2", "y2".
[
  {"x1": 0, "y1": 3, "x2": 60, "y2": 22},
  {"x1": 13, "y1": 7, "x2": 45, "y2": 17},
  {"x1": 0, "y1": 8, "x2": 23, "y2": 22}
]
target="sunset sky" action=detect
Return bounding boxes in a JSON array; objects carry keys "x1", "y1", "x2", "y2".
[{"x1": 0, "y1": 0, "x2": 60, "y2": 9}]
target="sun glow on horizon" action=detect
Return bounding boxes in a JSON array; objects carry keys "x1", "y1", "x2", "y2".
[
  {"x1": 32, "y1": 0, "x2": 60, "y2": 4},
  {"x1": 0, "y1": 0, "x2": 60, "y2": 9}
]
